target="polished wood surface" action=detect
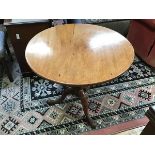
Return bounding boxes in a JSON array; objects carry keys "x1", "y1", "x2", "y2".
[{"x1": 25, "y1": 24, "x2": 134, "y2": 86}]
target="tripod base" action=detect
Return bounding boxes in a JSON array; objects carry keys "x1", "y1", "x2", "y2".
[{"x1": 47, "y1": 87, "x2": 96, "y2": 129}]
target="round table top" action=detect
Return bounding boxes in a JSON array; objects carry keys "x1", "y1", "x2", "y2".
[{"x1": 25, "y1": 24, "x2": 134, "y2": 86}]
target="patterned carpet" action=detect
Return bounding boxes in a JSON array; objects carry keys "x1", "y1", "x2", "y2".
[{"x1": 0, "y1": 56, "x2": 155, "y2": 135}]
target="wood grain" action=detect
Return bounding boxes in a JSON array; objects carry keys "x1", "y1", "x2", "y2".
[{"x1": 25, "y1": 24, "x2": 134, "y2": 86}]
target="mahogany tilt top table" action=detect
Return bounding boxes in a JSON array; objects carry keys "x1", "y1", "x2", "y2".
[{"x1": 25, "y1": 24, "x2": 134, "y2": 128}]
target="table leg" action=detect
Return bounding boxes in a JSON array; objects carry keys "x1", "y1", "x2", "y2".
[
  {"x1": 77, "y1": 89, "x2": 96, "y2": 129},
  {"x1": 47, "y1": 86, "x2": 97, "y2": 129}
]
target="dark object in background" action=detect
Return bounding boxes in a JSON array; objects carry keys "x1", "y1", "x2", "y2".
[
  {"x1": 81, "y1": 19, "x2": 130, "y2": 36},
  {"x1": 51, "y1": 19, "x2": 82, "y2": 26},
  {"x1": 51, "y1": 19, "x2": 130, "y2": 36},
  {"x1": 127, "y1": 19, "x2": 155, "y2": 67},
  {"x1": 0, "y1": 30, "x2": 13, "y2": 82},
  {"x1": 4, "y1": 19, "x2": 51, "y2": 76},
  {"x1": 141, "y1": 106, "x2": 155, "y2": 135},
  {"x1": 0, "y1": 19, "x2": 4, "y2": 24},
  {"x1": 66, "y1": 19, "x2": 82, "y2": 24}
]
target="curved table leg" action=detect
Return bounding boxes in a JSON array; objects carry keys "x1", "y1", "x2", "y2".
[
  {"x1": 47, "y1": 86, "x2": 97, "y2": 129},
  {"x1": 77, "y1": 89, "x2": 97, "y2": 129}
]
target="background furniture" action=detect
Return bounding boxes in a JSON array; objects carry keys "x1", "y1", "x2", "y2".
[
  {"x1": 141, "y1": 106, "x2": 155, "y2": 135},
  {"x1": 66, "y1": 19, "x2": 82, "y2": 24},
  {"x1": 50, "y1": 19, "x2": 82, "y2": 26},
  {"x1": 0, "y1": 27, "x2": 13, "y2": 82},
  {"x1": 4, "y1": 19, "x2": 51, "y2": 76},
  {"x1": 81, "y1": 19, "x2": 131, "y2": 36},
  {"x1": 127, "y1": 19, "x2": 155, "y2": 67}
]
